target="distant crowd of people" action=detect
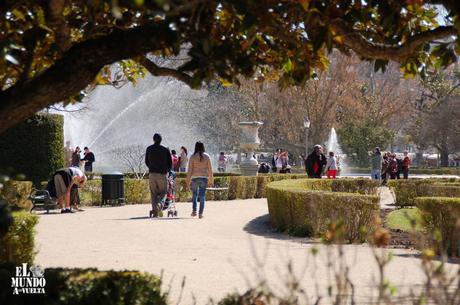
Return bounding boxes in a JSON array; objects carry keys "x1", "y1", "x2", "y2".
[
  {"x1": 47, "y1": 136, "x2": 413, "y2": 215},
  {"x1": 371, "y1": 148, "x2": 411, "y2": 184}
]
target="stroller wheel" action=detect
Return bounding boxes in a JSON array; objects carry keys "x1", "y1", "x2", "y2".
[{"x1": 174, "y1": 210, "x2": 178, "y2": 217}]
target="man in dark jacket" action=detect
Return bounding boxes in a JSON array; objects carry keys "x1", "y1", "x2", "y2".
[
  {"x1": 305, "y1": 145, "x2": 327, "y2": 178},
  {"x1": 145, "y1": 133, "x2": 172, "y2": 217}
]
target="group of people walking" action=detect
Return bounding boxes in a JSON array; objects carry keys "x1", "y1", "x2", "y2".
[
  {"x1": 371, "y1": 148, "x2": 411, "y2": 183},
  {"x1": 145, "y1": 133, "x2": 213, "y2": 219}
]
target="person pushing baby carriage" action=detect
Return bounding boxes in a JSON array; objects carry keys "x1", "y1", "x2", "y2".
[{"x1": 145, "y1": 133, "x2": 174, "y2": 218}]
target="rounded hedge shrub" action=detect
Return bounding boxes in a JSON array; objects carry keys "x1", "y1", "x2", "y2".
[
  {"x1": 0, "y1": 114, "x2": 64, "y2": 185},
  {"x1": 77, "y1": 174, "x2": 310, "y2": 205},
  {"x1": 388, "y1": 178, "x2": 460, "y2": 207},
  {"x1": 1, "y1": 180, "x2": 33, "y2": 211},
  {"x1": 416, "y1": 197, "x2": 460, "y2": 257},
  {"x1": 0, "y1": 265, "x2": 167, "y2": 305},
  {"x1": 266, "y1": 179, "x2": 380, "y2": 242},
  {"x1": 0, "y1": 211, "x2": 38, "y2": 264}
]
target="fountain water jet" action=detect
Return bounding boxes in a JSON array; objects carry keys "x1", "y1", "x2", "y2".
[
  {"x1": 64, "y1": 76, "x2": 208, "y2": 172},
  {"x1": 325, "y1": 127, "x2": 347, "y2": 174}
]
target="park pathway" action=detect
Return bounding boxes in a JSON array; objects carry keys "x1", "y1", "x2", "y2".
[{"x1": 35, "y1": 199, "x2": 456, "y2": 304}]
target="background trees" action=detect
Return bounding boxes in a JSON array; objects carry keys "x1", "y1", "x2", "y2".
[{"x1": 407, "y1": 69, "x2": 460, "y2": 166}]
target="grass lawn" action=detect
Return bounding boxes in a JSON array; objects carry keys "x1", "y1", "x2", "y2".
[{"x1": 385, "y1": 208, "x2": 423, "y2": 232}]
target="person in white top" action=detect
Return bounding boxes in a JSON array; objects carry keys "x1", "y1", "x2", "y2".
[
  {"x1": 326, "y1": 151, "x2": 338, "y2": 179},
  {"x1": 52, "y1": 167, "x2": 86, "y2": 213}
]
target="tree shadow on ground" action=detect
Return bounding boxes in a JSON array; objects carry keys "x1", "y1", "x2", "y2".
[
  {"x1": 243, "y1": 213, "x2": 318, "y2": 243},
  {"x1": 394, "y1": 253, "x2": 460, "y2": 264},
  {"x1": 108, "y1": 216, "x2": 193, "y2": 221}
]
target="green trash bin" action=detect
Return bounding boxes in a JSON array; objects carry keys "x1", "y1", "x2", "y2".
[{"x1": 101, "y1": 172, "x2": 125, "y2": 206}]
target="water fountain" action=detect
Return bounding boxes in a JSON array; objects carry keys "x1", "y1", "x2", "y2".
[
  {"x1": 238, "y1": 121, "x2": 263, "y2": 176},
  {"x1": 64, "y1": 75, "x2": 208, "y2": 172},
  {"x1": 325, "y1": 127, "x2": 347, "y2": 174}
]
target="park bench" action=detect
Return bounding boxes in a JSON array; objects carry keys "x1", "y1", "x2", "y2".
[{"x1": 29, "y1": 189, "x2": 59, "y2": 213}]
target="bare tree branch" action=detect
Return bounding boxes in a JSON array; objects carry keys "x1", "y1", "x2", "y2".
[
  {"x1": 332, "y1": 21, "x2": 458, "y2": 62},
  {"x1": 139, "y1": 56, "x2": 193, "y2": 87}
]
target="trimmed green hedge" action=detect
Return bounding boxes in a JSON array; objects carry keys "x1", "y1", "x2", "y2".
[
  {"x1": 0, "y1": 211, "x2": 38, "y2": 264},
  {"x1": 416, "y1": 197, "x2": 460, "y2": 257},
  {"x1": 77, "y1": 174, "x2": 309, "y2": 205},
  {"x1": 266, "y1": 179, "x2": 380, "y2": 242},
  {"x1": 0, "y1": 114, "x2": 64, "y2": 185},
  {"x1": 0, "y1": 265, "x2": 167, "y2": 305},
  {"x1": 1, "y1": 180, "x2": 33, "y2": 211},
  {"x1": 345, "y1": 167, "x2": 460, "y2": 175},
  {"x1": 388, "y1": 179, "x2": 460, "y2": 207}
]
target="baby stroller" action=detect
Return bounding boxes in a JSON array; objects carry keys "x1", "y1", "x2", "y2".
[{"x1": 149, "y1": 171, "x2": 178, "y2": 218}]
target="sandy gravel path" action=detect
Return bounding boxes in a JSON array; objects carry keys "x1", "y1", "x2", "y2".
[{"x1": 35, "y1": 199, "x2": 456, "y2": 304}]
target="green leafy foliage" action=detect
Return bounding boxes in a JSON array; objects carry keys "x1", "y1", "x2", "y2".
[
  {"x1": 0, "y1": 211, "x2": 38, "y2": 264},
  {"x1": 416, "y1": 196, "x2": 460, "y2": 256},
  {"x1": 0, "y1": 114, "x2": 64, "y2": 184},
  {"x1": 0, "y1": 1, "x2": 458, "y2": 105},
  {"x1": 0, "y1": 180, "x2": 33, "y2": 211},
  {"x1": 388, "y1": 178, "x2": 460, "y2": 207},
  {"x1": 337, "y1": 121, "x2": 394, "y2": 167},
  {"x1": 0, "y1": 265, "x2": 167, "y2": 305}
]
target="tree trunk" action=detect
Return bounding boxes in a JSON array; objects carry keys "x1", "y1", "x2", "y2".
[{"x1": 439, "y1": 149, "x2": 449, "y2": 167}]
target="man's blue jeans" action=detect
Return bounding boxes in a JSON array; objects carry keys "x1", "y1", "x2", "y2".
[
  {"x1": 371, "y1": 169, "x2": 381, "y2": 181},
  {"x1": 191, "y1": 178, "x2": 208, "y2": 215}
]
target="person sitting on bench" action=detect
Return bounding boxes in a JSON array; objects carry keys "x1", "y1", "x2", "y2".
[{"x1": 52, "y1": 167, "x2": 86, "y2": 213}]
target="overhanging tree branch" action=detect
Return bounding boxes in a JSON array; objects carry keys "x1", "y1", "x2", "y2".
[
  {"x1": 0, "y1": 23, "x2": 177, "y2": 133},
  {"x1": 138, "y1": 56, "x2": 193, "y2": 86},
  {"x1": 332, "y1": 21, "x2": 458, "y2": 62}
]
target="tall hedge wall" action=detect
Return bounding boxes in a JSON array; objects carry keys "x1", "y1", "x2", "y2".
[{"x1": 0, "y1": 114, "x2": 64, "y2": 184}]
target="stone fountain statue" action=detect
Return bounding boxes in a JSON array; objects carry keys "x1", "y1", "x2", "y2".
[{"x1": 239, "y1": 121, "x2": 263, "y2": 176}]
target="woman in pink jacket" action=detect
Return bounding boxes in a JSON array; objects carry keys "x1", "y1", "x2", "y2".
[{"x1": 186, "y1": 142, "x2": 214, "y2": 219}]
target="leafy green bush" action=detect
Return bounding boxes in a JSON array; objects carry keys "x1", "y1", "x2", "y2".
[
  {"x1": 79, "y1": 180, "x2": 102, "y2": 206},
  {"x1": 124, "y1": 179, "x2": 150, "y2": 204},
  {"x1": 0, "y1": 211, "x2": 38, "y2": 264},
  {"x1": 389, "y1": 179, "x2": 460, "y2": 207},
  {"x1": 267, "y1": 179, "x2": 380, "y2": 242},
  {"x1": 416, "y1": 197, "x2": 460, "y2": 256},
  {"x1": 77, "y1": 174, "x2": 311, "y2": 205},
  {"x1": 0, "y1": 114, "x2": 64, "y2": 185},
  {"x1": 0, "y1": 265, "x2": 167, "y2": 305},
  {"x1": 0, "y1": 180, "x2": 33, "y2": 211}
]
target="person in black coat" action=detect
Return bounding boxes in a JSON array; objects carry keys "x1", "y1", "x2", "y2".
[{"x1": 305, "y1": 145, "x2": 327, "y2": 178}]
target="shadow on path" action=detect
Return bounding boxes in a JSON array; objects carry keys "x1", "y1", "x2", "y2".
[
  {"x1": 394, "y1": 253, "x2": 460, "y2": 264},
  {"x1": 108, "y1": 216, "x2": 192, "y2": 221},
  {"x1": 243, "y1": 214, "x2": 317, "y2": 243}
]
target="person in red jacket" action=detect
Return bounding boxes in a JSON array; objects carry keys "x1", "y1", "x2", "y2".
[
  {"x1": 171, "y1": 150, "x2": 180, "y2": 172},
  {"x1": 402, "y1": 151, "x2": 411, "y2": 179}
]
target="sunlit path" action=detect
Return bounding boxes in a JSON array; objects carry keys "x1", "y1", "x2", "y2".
[{"x1": 34, "y1": 199, "x2": 457, "y2": 304}]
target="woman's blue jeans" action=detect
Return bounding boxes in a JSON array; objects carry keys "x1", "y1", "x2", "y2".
[{"x1": 191, "y1": 178, "x2": 208, "y2": 215}]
